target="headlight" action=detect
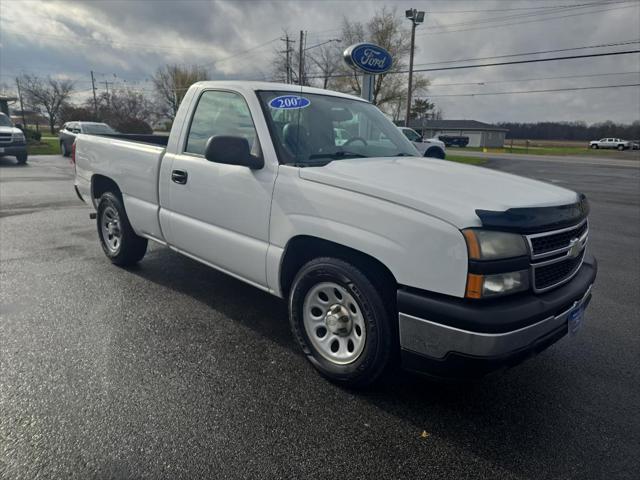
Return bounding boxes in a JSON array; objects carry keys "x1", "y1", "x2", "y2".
[
  {"x1": 462, "y1": 229, "x2": 530, "y2": 299},
  {"x1": 466, "y1": 270, "x2": 530, "y2": 299},
  {"x1": 462, "y1": 229, "x2": 528, "y2": 260}
]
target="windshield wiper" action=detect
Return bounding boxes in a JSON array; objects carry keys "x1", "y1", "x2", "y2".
[{"x1": 308, "y1": 150, "x2": 368, "y2": 160}]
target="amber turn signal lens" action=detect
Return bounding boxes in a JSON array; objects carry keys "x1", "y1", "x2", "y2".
[
  {"x1": 465, "y1": 274, "x2": 484, "y2": 299},
  {"x1": 462, "y1": 230, "x2": 481, "y2": 260}
]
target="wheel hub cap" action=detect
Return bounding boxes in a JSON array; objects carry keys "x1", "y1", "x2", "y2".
[
  {"x1": 302, "y1": 282, "x2": 366, "y2": 365},
  {"x1": 325, "y1": 304, "x2": 352, "y2": 336},
  {"x1": 100, "y1": 206, "x2": 122, "y2": 254}
]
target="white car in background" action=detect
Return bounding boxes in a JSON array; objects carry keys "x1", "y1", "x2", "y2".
[
  {"x1": 589, "y1": 138, "x2": 631, "y2": 150},
  {"x1": 398, "y1": 126, "x2": 446, "y2": 159}
]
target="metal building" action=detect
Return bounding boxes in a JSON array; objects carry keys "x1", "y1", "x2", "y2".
[{"x1": 407, "y1": 119, "x2": 508, "y2": 148}]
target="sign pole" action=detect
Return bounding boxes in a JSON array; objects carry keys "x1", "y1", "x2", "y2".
[{"x1": 361, "y1": 74, "x2": 374, "y2": 102}]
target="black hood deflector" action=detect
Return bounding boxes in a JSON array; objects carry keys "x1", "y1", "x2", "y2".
[{"x1": 475, "y1": 194, "x2": 589, "y2": 234}]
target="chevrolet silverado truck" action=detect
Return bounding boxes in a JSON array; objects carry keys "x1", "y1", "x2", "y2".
[
  {"x1": 73, "y1": 81, "x2": 597, "y2": 386},
  {"x1": 0, "y1": 112, "x2": 28, "y2": 164},
  {"x1": 398, "y1": 126, "x2": 446, "y2": 159},
  {"x1": 589, "y1": 137, "x2": 631, "y2": 150}
]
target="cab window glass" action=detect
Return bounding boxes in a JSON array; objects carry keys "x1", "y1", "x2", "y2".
[{"x1": 185, "y1": 90, "x2": 258, "y2": 156}]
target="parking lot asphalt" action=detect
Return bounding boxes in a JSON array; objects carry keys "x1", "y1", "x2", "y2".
[{"x1": 1, "y1": 154, "x2": 639, "y2": 479}]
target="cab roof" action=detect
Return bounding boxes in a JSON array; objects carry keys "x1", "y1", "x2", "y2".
[{"x1": 191, "y1": 81, "x2": 368, "y2": 103}]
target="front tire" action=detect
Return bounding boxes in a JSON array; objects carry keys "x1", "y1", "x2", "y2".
[
  {"x1": 591, "y1": 144, "x2": 598, "y2": 149},
  {"x1": 617, "y1": 144, "x2": 625, "y2": 151},
  {"x1": 16, "y1": 154, "x2": 28, "y2": 164},
  {"x1": 289, "y1": 257, "x2": 392, "y2": 388},
  {"x1": 425, "y1": 147, "x2": 445, "y2": 159},
  {"x1": 97, "y1": 192, "x2": 147, "y2": 266}
]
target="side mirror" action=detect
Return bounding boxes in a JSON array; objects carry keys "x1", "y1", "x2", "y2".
[
  {"x1": 204, "y1": 135, "x2": 264, "y2": 169},
  {"x1": 417, "y1": 136, "x2": 424, "y2": 142},
  {"x1": 15, "y1": 123, "x2": 23, "y2": 130}
]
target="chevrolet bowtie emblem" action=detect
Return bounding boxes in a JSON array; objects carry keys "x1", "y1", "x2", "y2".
[{"x1": 567, "y1": 238, "x2": 582, "y2": 258}]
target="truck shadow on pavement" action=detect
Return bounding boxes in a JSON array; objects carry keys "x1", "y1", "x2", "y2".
[
  {"x1": 0, "y1": 157, "x2": 29, "y2": 167},
  {"x1": 124, "y1": 247, "x2": 601, "y2": 477}
]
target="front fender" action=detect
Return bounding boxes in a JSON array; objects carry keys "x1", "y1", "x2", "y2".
[{"x1": 269, "y1": 167, "x2": 469, "y2": 298}]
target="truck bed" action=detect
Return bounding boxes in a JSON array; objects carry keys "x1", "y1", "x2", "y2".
[{"x1": 74, "y1": 133, "x2": 167, "y2": 241}]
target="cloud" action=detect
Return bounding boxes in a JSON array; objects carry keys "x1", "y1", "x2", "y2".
[{"x1": 1, "y1": 0, "x2": 638, "y2": 122}]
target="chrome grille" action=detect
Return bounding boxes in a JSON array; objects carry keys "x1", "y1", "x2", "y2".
[
  {"x1": 0, "y1": 132, "x2": 11, "y2": 144},
  {"x1": 534, "y1": 249, "x2": 585, "y2": 290},
  {"x1": 530, "y1": 221, "x2": 588, "y2": 257},
  {"x1": 526, "y1": 219, "x2": 588, "y2": 292}
]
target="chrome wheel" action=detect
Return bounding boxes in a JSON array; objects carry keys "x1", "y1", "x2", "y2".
[
  {"x1": 302, "y1": 282, "x2": 366, "y2": 365},
  {"x1": 100, "y1": 205, "x2": 122, "y2": 254}
]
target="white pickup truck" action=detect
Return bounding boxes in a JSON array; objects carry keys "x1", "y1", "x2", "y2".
[{"x1": 73, "y1": 81, "x2": 597, "y2": 386}]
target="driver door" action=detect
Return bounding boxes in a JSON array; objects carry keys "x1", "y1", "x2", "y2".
[{"x1": 163, "y1": 89, "x2": 276, "y2": 288}]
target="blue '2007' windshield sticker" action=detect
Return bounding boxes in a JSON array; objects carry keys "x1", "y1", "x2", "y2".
[{"x1": 269, "y1": 95, "x2": 311, "y2": 109}]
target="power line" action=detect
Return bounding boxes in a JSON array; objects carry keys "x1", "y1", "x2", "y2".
[
  {"x1": 426, "y1": 83, "x2": 640, "y2": 97},
  {"x1": 421, "y1": 1, "x2": 632, "y2": 31},
  {"x1": 429, "y1": 71, "x2": 640, "y2": 87},
  {"x1": 413, "y1": 39, "x2": 640, "y2": 68},
  {"x1": 416, "y1": 2, "x2": 638, "y2": 36},
  {"x1": 411, "y1": 50, "x2": 640, "y2": 74},
  {"x1": 420, "y1": 1, "x2": 630, "y2": 14},
  {"x1": 306, "y1": 49, "x2": 640, "y2": 80},
  {"x1": 195, "y1": 37, "x2": 281, "y2": 68}
]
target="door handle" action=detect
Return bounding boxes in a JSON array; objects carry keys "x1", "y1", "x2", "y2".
[{"x1": 171, "y1": 169, "x2": 188, "y2": 185}]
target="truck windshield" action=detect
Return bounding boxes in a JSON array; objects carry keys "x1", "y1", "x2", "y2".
[
  {"x1": 83, "y1": 124, "x2": 116, "y2": 134},
  {"x1": 257, "y1": 90, "x2": 418, "y2": 165},
  {"x1": 0, "y1": 114, "x2": 13, "y2": 127}
]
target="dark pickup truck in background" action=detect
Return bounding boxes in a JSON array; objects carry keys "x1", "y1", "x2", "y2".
[{"x1": 438, "y1": 135, "x2": 470, "y2": 148}]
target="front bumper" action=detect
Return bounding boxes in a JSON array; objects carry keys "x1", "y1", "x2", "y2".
[
  {"x1": 0, "y1": 143, "x2": 27, "y2": 156},
  {"x1": 398, "y1": 255, "x2": 597, "y2": 378}
]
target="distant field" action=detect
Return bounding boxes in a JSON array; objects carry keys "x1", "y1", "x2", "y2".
[
  {"x1": 462, "y1": 141, "x2": 639, "y2": 160},
  {"x1": 509, "y1": 139, "x2": 589, "y2": 148}
]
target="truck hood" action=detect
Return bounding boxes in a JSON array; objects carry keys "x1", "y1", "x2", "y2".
[
  {"x1": 0, "y1": 126, "x2": 21, "y2": 136},
  {"x1": 299, "y1": 157, "x2": 579, "y2": 228}
]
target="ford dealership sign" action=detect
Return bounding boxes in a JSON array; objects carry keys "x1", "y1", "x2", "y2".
[{"x1": 343, "y1": 43, "x2": 393, "y2": 74}]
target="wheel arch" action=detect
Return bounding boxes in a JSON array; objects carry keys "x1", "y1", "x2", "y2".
[
  {"x1": 91, "y1": 174, "x2": 122, "y2": 207},
  {"x1": 279, "y1": 235, "x2": 398, "y2": 306}
]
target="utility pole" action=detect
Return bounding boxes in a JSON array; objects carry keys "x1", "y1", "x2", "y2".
[
  {"x1": 90, "y1": 70, "x2": 98, "y2": 119},
  {"x1": 405, "y1": 9, "x2": 425, "y2": 127},
  {"x1": 103, "y1": 81, "x2": 112, "y2": 108},
  {"x1": 298, "y1": 30, "x2": 305, "y2": 86},
  {"x1": 281, "y1": 35, "x2": 295, "y2": 84},
  {"x1": 15, "y1": 77, "x2": 27, "y2": 128}
]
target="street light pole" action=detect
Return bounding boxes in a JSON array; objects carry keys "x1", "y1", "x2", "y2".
[{"x1": 405, "y1": 8, "x2": 425, "y2": 127}]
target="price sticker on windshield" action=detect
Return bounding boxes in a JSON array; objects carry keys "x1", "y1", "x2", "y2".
[{"x1": 269, "y1": 95, "x2": 311, "y2": 110}]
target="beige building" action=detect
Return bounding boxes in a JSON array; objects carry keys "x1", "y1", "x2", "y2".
[{"x1": 408, "y1": 119, "x2": 508, "y2": 148}]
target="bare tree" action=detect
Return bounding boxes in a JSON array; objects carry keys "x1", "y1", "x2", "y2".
[
  {"x1": 18, "y1": 75, "x2": 73, "y2": 133},
  {"x1": 152, "y1": 64, "x2": 208, "y2": 120},
  {"x1": 307, "y1": 42, "x2": 343, "y2": 89},
  {"x1": 93, "y1": 88, "x2": 155, "y2": 133},
  {"x1": 334, "y1": 7, "x2": 430, "y2": 114}
]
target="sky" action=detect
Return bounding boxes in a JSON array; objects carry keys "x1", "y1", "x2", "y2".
[{"x1": 1, "y1": 0, "x2": 639, "y2": 124}]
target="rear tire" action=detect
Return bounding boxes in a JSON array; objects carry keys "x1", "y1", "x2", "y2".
[
  {"x1": 97, "y1": 192, "x2": 147, "y2": 266},
  {"x1": 617, "y1": 144, "x2": 625, "y2": 151},
  {"x1": 16, "y1": 154, "x2": 27, "y2": 164},
  {"x1": 289, "y1": 257, "x2": 393, "y2": 388}
]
